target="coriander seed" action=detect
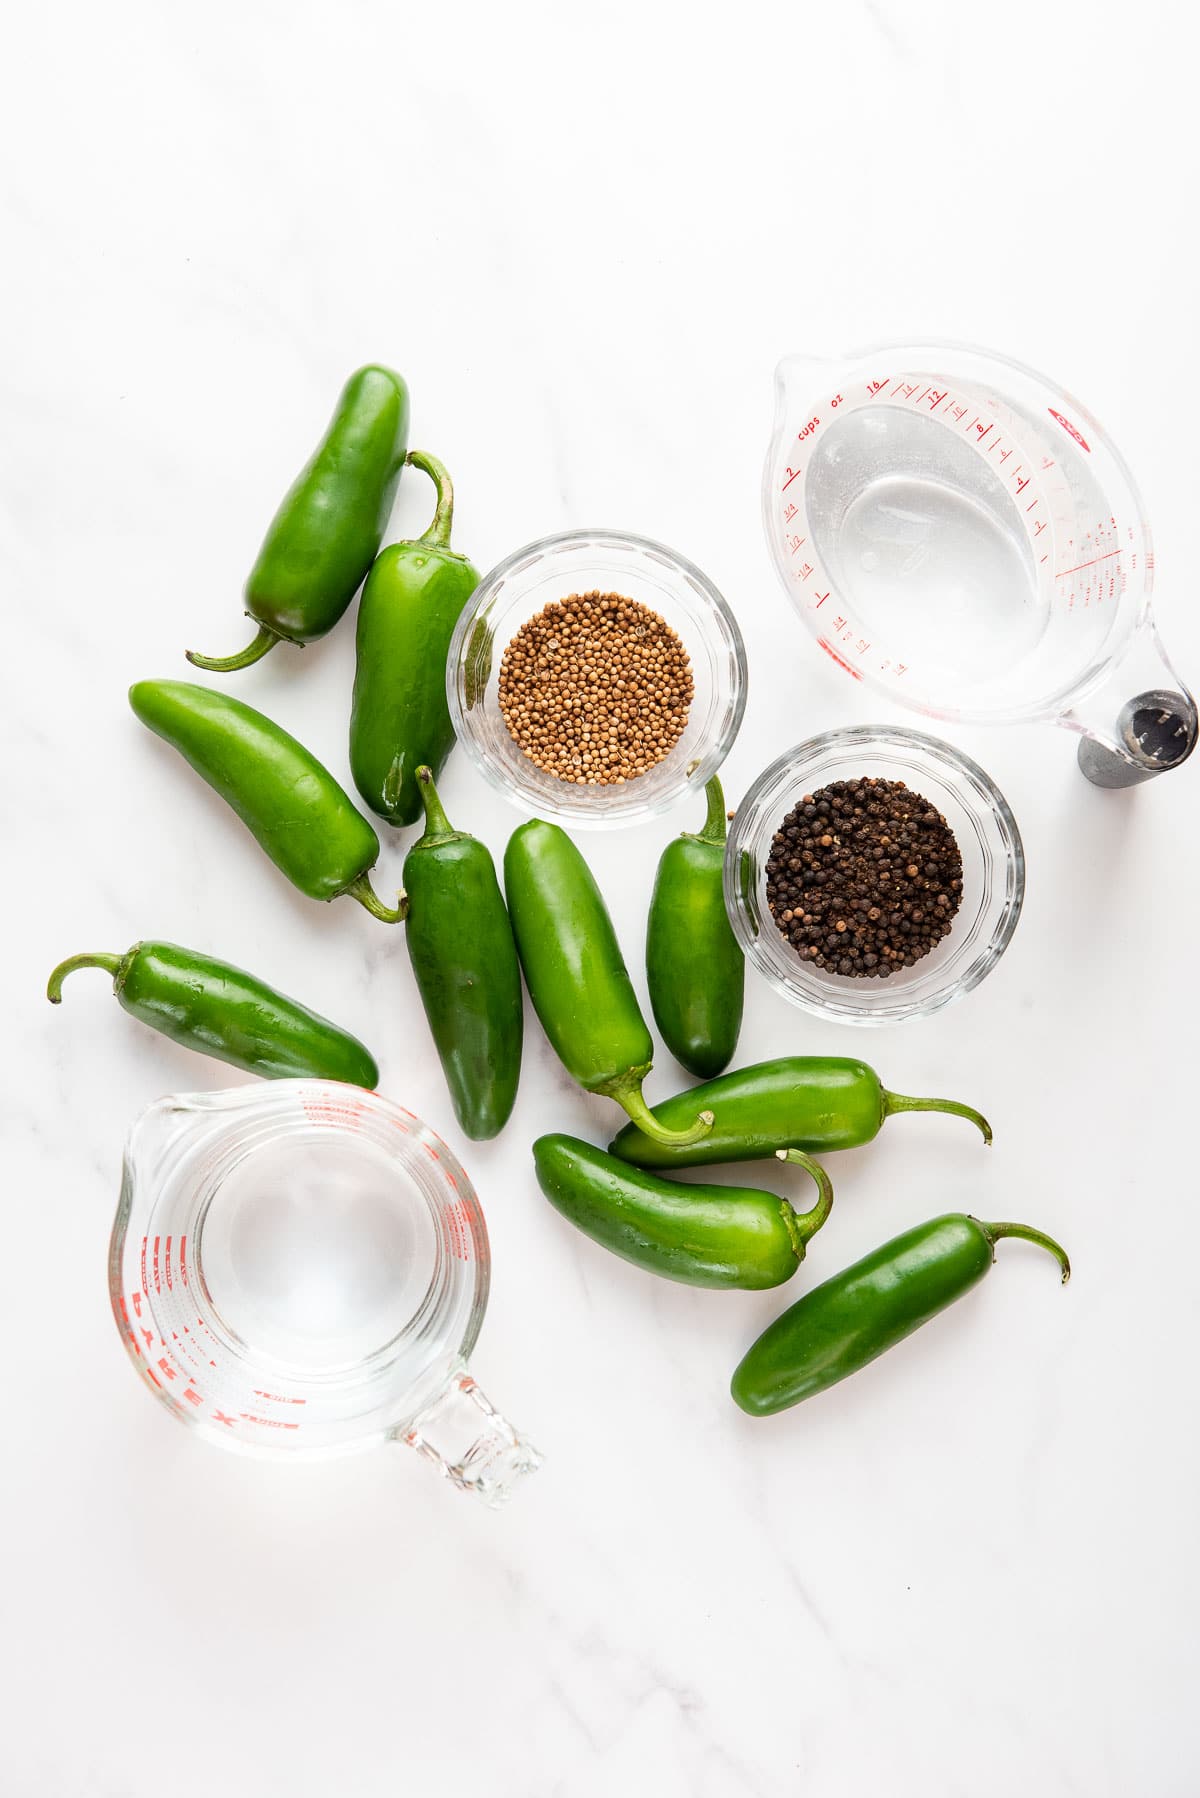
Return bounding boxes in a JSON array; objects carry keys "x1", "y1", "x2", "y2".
[{"x1": 498, "y1": 590, "x2": 693, "y2": 786}]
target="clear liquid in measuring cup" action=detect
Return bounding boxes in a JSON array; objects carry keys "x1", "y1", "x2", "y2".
[
  {"x1": 197, "y1": 1131, "x2": 436, "y2": 1373},
  {"x1": 805, "y1": 408, "x2": 1049, "y2": 686}
]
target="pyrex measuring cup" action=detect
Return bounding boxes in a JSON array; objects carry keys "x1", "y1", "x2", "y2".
[
  {"x1": 764, "y1": 342, "x2": 1197, "y2": 786},
  {"x1": 110, "y1": 1083, "x2": 541, "y2": 1506}
]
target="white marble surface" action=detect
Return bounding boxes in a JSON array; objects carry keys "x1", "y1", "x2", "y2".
[{"x1": 4, "y1": 3, "x2": 1198, "y2": 1792}]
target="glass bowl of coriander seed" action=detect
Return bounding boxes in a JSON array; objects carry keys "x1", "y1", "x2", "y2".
[
  {"x1": 725, "y1": 726, "x2": 1025, "y2": 1025},
  {"x1": 446, "y1": 529, "x2": 747, "y2": 827}
]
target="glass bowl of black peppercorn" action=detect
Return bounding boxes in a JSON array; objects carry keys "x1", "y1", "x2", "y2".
[{"x1": 724, "y1": 726, "x2": 1024, "y2": 1024}]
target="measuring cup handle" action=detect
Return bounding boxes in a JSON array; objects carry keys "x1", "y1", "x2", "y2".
[
  {"x1": 398, "y1": 1364, "x2": 543, "y2": 1507},
  {"x1": 1067, "y1": 619, "x2": 1198, "y2": 787}
]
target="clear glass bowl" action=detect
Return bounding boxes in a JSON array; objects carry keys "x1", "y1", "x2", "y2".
[
  {"x1": 724, "y1": 726, "x2": 1024, "y2": 1025},
  {"x1": 446, "y1": 529, "x2": 747, "y2": 827}
]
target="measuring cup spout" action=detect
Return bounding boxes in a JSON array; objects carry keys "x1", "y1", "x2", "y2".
[
  {"x1": 117, "y1": 1091, "x2": 237, "y2": 1226},
  {"x1": 1065, "y1": 620, "x2": 1197, "y2": 787},
  {"x1": 398, "y1": 1364, "x2": 543, "y2": 1507}
]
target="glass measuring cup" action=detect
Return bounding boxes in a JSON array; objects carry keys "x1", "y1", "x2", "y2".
[
  {"x1": 110, "y1": 1083, "x2": 541, "y2": 1506},
  {"x1": 764, "y1": 342, "x2": 1197, "y2": 786}
]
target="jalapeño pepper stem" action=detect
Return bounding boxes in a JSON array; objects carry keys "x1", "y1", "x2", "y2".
[
  {"x1": 186, "y1": 624, "x2": 282, "y2": 673},
  {"x1": 882, "y1": 1088, "x2": 993, "y2": 1145},
  {"x1": 344, "y1": 872, "x2": 408, "y2": 923},
  {"x1": 776, "y1": 1148, "x2": 834, "y2": 1246},
  {"x1": 414, "y1": 765, "x2": 456, "y2": 843},
  {"x1": 406, "y1": 450, "x2": 455, "y2": 550},
  {"x1": 46, "y1": 952, "x2": 125, "y2": 1002},
  {"x1": 695, "y1": 775, "x2": 728, "y2": 846},
  {"x1": 977, "y1": 1219, "x2": 1071, "y2": 1283},
  {"x1": 606, "y1": 1077, "x2": 714, "y2": 1148}
]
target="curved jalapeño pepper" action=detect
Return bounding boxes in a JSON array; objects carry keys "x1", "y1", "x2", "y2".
[
  {"x1": 504, "y1": 819, "x2": 712, "y2": 1148},
  {"x1": 610, "y1": 1055, "x2": 991, "y2": 1168},
  {"x1": 47, "y1": 941, "x2": 378, "y2": 1085},
  {"x1": 731, "y1": 1213, "x2": 1070, "y2": 1416},
  {"x1": 129, "y1": 680, "x2": 404, "y2": 921},
  {"x1": 402, "y1": 768, "x2": 523, "y2": 1139},
  {"x1": 188, "y1": 364, "x2": 409, "y2": 672},
  {"x1": 350, "y1": 452, "x2": 480, "y2": 827},
  {"x1": 646, "y1": 775, "x2": 744, "y2": 1079},
  {"x1": 533, "y1": 1136, "x2": 832, "y2": 1290}
]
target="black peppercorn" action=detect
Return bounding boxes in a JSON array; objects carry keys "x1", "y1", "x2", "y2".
[{"x1": 765, "y1": 776, "x2": 963, "y2": 979}]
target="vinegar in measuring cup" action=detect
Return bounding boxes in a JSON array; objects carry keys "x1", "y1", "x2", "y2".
[
  {"x1": 112, "y1": 1086, "x2": 538, "y2": 1499},
  {"x1": 804, "y1": 405, "x2": 1047, "y2": 683},
  {"x1": 766, "y1": 344, "x2": 1197, "y2": 785},
  {"x1": 197, "y1": 1131, "x2": 439, "y2": 1372}
]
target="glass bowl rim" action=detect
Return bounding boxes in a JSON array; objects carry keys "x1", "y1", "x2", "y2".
[
  {"x1": 724, "y1": 723, "x2": 1025, "y2": 1025},
  {"x1": 446, "y1": 526, "x2": 749, "y2": 828}
]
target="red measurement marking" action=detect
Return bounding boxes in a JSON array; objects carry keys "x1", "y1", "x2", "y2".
[
  {"x1": 302, "y1": 1093, "x2": 365, "y2": 1127},
  {"x1": 1054, "y1": 549, "x2": 1121, "y2": 578},
  {"x1": 179, "y1": 1236, "x2": 188, "y2": 1287},
  {"x1": 152, "y1": 1237, "x2": 161, "y2": 1293},
  {"x1": 131, "y1": 1290, "x2": 143, "y2": 1319},
  {"x1": 781, "y1": 467, "x2": 801, "y2": 492},
  {"x1": 183, "y1": 1387, "x2": 203, "y2": 1407},
  {"x1": 1048, "y1": 408, "x2": 1090, "y2": 452},
  {"x1": 254, "y1": 1391, "x2": 307, "y2": 1405},
  {"x1": 445, "y1": 1200, "x2": 473, "y2": 1261},
  {"x1": 213, "y1": 1410, "x2": 237, "y2": 1427},
  {"x1": 975, "y1": 422, "x2": 993, "y2": 443},
  {"x1": 820, "y1": 642, "x2": 862, "y2": 680},
  {"x1": 165, "y1": 1236, "x2": 173, "y2": 1292},
  {"x1": 140, "y1": 1237, "x2": 149, "y2": 1296}
]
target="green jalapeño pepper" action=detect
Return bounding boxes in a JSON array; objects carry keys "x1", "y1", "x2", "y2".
[
  {"x1": 533, "y1": 1136, "x2": 832, "y2": 1290},
  {"x1": 187, "y1": 364, "x2": 409, "y2": 673},
  {"x1": 129, "y1": 680, "x2": 404, "y2": 921},
  {"x1": 504, "y1": 820, "x2": 712, "y2": 1148},
  {"x1": 402, "y1": 768, "x2": 523, "y2": 1140},
  {"x1": 731, "y1": 1212, "x2": 1070, "y2": 1416},
  {"x1": 610, "y1": 1054, "x2": 991, "y2": 1169},
  {"x1": 47, "y1": 941, "x2": 378, "y2": 1085},
  {"x1": 646, "y1": 774, "x2": 744, "y2": 1079},
  {"x1": 350, "y1": 452, "x2": 480, "y2": 827}
]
